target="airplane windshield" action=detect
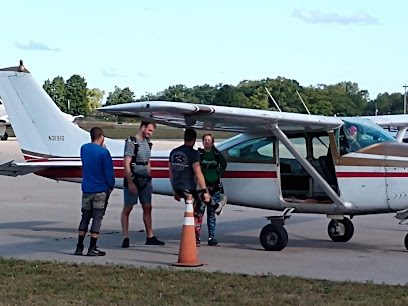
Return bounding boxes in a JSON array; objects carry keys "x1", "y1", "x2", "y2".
[{"x1": 339, "y1": 118, "x2": 396, "y2": 154}]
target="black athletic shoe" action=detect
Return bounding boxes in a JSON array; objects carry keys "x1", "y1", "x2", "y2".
[
  {"x1": 145, "y1": 236, "x2": 165, "y2": 245},
  {"x1": 74, "y1": 244, "x2": 84, "y2": 255},
  {"x1": 122, "y1": 238, "x2": 130, "y2": 248},
  {"x1": 87, "y1": 246, "x2": 106, "y2": 256},
  {"x1": 208, "y1": 238, "x2": 219, "y2": 246}
]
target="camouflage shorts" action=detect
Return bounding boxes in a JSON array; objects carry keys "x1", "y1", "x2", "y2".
[{"x1": 81, "y1": 192, "x2": 108, "y2": 210}]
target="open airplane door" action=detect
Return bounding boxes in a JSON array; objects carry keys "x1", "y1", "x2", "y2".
[
  {"x1": 276, "y1": 130, "x2": 340, "y2": 205},
  {"x1": 216, "y1": 135, "x2": 285, "y2": 210}
]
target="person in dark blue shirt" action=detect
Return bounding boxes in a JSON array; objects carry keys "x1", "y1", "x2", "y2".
[{"x1": 74, "y1": 127, "x2": 115, "y2": 256}]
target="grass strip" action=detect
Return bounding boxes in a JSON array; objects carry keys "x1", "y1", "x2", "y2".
[{"x1": 0, "y1": 258, "x2": 407, "y2": 305}]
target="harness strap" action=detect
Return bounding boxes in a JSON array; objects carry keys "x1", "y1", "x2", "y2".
[
  {"x1": 126, "y1": 136, "x2": 153, "y2": 186},
  {"x1": 198, "y1": 147, "x2": 224, "y2": 193},
  {"x1": 128, "y1": 136, "x2": 152, "y2": 166},
  {"x1": 132, "y1": 161, "x2": 148, "y2": 166}
]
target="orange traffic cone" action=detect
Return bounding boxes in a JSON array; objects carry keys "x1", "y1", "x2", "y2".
[{"x1": 172, "y1": 200, "x2": 203, "y2": 267}]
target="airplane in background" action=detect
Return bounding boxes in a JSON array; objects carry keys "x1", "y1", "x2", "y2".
[
  {"x1": 62, "y1": 113, "x2": 85, "y2": 123},
  {"x1": 2, "y1": 63, "x2": 408, "y2": 252},
  {"x1": 0, "y1": 99, "x2": 11, "y2": 140},
  {"x1": 0, "y1": 98, "x2": 83, "y2": 141}
]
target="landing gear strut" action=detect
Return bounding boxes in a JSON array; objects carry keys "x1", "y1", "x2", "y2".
[
  {"x1": 1, "y1": 132, "x2": 7, "y2": 141},
  {"x1": 260, "y1": 208, "x2": 292, "y2": 251},
  {"x1": 394, "y1": 210, "x2": 408, "y2": 250},
  {"x1": 327, "y1": 217, "x2": 354, "y2": 242}
]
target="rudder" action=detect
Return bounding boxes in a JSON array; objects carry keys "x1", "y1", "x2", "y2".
[{"x1": 0, "y1": 67, "x2": 90, "y2": 158}]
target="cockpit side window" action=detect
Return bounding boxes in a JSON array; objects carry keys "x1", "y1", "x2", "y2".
[
  {"x1": 339, "y1": 118, "x2": 396, "y2": 155},
  {"x1": 278, "y1": 137, "x2": 307, "y2": 159},
  {"x1": 227, "y1": 137, "x2": 274, "y2": 161},
  {"x1": 312, "y1": 136, "x2": 330, "y2": 159}
]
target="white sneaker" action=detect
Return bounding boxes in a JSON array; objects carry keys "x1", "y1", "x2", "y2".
[{"x1": 215, "y1": 195, "x2": 227, "y2": 215}]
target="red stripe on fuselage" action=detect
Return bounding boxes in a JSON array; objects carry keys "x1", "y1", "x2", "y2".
[
  {"x1": 112, "y1": 159, "x2": 168, "y2": 168},
  {"x1": 26, "y1": 156, "x2": 169, "y2": 168},
  {"x1": 35, "y1": 167, "x2": 277, "y2": 179},
  {"x1": 35, "y1": 167, "x2": 83, "y2": 178},
  {"x1": 336, "y1": 172, "x2": 408, "y2": 178},
  {"x1": 28, "y1": 156, "x2": 278, "y2": 179},
  {"x1": 27, "y1": 155, "x2": 408, "y2": 180},
  {"x1": 223, "y1": 171, "x2": 277, "y2": 178}
]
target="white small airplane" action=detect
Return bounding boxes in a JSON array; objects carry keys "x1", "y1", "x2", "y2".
[
  {"x1": 0, "y1": 99, "x2": 11, "y2": 140},
  {"x1": 62, "y1": 113, "x2": 85, "y2": 123},
  {"x1": 2, "y1": 63, "x2": 408, "y2": 252}
]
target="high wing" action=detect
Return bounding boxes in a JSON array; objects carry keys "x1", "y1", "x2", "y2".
[
  {"x1": 0, "y1": 160, "x2": 82, "y2": 177},
  {"x1": 363, "y1": 114, "x2": 408, "y2": 128},
  {"x1": 98, "y1": 101, "x2": 344, "y2": 133},
  {"x1": 363, "y1": 114, "x2": 408, "y2": 142}
]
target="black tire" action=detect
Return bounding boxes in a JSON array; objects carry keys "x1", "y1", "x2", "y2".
[
  {"x1": 328, "y1": 218, "x2": 354, "y2": 242},
  {"x1": 404, "y1": 234, "x2": 408, "y2": 251},
  {"x1": 259, "y1": 223, "x2": 288, "y2": 251},
  {"x1": 1, "y1": 132, "x2": 8, "y2": 141}
]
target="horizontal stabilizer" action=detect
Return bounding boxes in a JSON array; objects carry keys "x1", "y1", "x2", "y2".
[{"x1": 0, "y1": 159, "x2": 82, "y2": 177}]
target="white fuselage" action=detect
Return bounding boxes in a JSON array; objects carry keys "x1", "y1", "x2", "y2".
[
  {"x1": 2, "y1": 66, "x2": 408, "y2": 218},
  {"x1": 26, "y1": 133, "x2": 408, "y2": 217}
]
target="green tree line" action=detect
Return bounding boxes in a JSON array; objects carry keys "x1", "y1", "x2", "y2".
[
  {"x1": 43, "y1": 75, "x2": 105, "y2": 116},
  {"x1": 43, "y1": 75, "x2": 405, "y2": 117}
]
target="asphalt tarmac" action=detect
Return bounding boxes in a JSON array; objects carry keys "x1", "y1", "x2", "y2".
[{"x1": 1, "y1": 139, "x2": 408, "y2": 285}]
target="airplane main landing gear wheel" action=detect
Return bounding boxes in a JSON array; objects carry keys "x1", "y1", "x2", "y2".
[
  {"x1": 404, "y1": 234, "x2": 408, "y2": 251},
  {"x1": 1, "y1": 132, "x2": 8, "y2": 141},
  {"x1": 328, "y1": 217, "x2": 354, "y2": 242},
  {"x1": 260, "y1": 223, "x2": 288, "y2": 251}
]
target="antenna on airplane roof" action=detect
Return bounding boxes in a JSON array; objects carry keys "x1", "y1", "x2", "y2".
[
  {"x1": 296, "y1": 90, "x2": 311, "y2": 115},
  {"x1": 18, "y1": 60, "x2": 25, "y2": 72},
  {"x1": 264, "y1": 87, "x2": 282, "y2": 112}
]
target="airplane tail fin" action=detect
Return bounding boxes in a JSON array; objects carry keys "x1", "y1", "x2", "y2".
[{"x1": 0, "y1": 65, "x2": 90, "y2": 158}]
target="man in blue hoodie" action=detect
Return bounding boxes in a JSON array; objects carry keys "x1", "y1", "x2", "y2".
[{"x1": 74, "y1": 127, "x2": 115, "y2": 256}]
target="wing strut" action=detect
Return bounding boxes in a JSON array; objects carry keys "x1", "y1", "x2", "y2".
[
  {"x1": 395, "y1": 127, "x2": 407, "y2": 142},
  {"x1": 269, "y1": 123, "x2": 352, "y2": 210}
]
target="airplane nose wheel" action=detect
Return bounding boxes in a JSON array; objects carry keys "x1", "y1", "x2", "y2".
[
  {"x1": 327, "y1": 217, "x2": 354, "y2": 242},
  {"x1": 404, "y1": 234, "x2": 408, "y2": 250},
  {"x1": 260, "y1": 223, "x2": 288, "y2": 251}
]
